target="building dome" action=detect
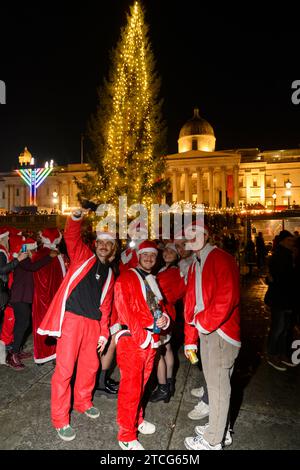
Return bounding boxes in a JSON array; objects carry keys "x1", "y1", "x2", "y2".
[{"x1": 178, "y1": 108, "x2": 216, "y2": 153}]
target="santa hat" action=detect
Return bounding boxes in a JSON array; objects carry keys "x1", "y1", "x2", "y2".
[
  {"x1": 9, "y1": 235, "x2": 24, "y2": 258},
  {"x1": 164, "y1": 242, "x2": 178, "y2": 254},
  {"x1": 96, "y1": 230, "x2": 116, "y2": 241},
  {"x1": 184, "y1": 220, "x2": 210, "y2": 240},
  {"x1": 40, "y1": 228, "x2": 62, "y2": 249},
  {"x1": 137, "y1": 240, "x2": 158, "y2": 256},
  {"x1": 23, "y1": 237, "x2": 37, "y2": 250},
  {"x1": 128, "y1": 220, "x2": 148, "y2": 240},
  {"x1": 8, "y1": 227, "x2": 22, "y2": 236},
  {"x1": 0, "y1": 227, "x2": 9, "y2": 240}
]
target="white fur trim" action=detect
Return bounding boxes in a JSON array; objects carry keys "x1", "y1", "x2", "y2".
[
  {"x1": 161, "y1": 312, "x2": 170, "y2": 330},
  {"x1": 26, "y1": 243, "x2": 37, "y2": 250},
  {"x1": 115, "y1": 329, "x2": 130, "y2": 344},
  {"x1": 195, "y1": 320, "x2": 210, "y2": 335},
  {"x1": 130, "y1": 268, "x2": 147, "y2": 301},
  {"x1": 145, "y1": 274, "x2": 163, "y2": 301},
  {"x1": 184, "y1": 344, "x2": 198, "y2": 351},
  {"x1": 0, "y1": 231, "x2": 9, "y2": 239},
  {"x1": 150, "y1": 337, "x2": 161, "y2": 349},
  {"x1": 121, "y1": 249, "x2": 133, "y2": 264},
  {"x1": 57, "y1": 254, "x2": 67, "y2": 277},
  {"x1": 137, "y1": 247, "x2": 158, "y2": 255},
  {"x1": 34, "y1": 353, "x2": 56, "y2": 364},
  {"x1": 161, "y1": 334, "x2": 171, "y2": 345},
  {"x1": 100, "y1": 268, "x2": 112, "y2": 305},
  {"x1": 96, "y1": 232, "x2": 115, "y2": 241},
  {"x1": 140, "y1": 330, "x2": 152, "y2": 349},
  {"x1": 71, "y1": 212, "x2": 83, "y2": 221},
  {"x1": 217, "y1": 329, "x2": 241, "y2": 348},
  {"x1": 38, "y1": 254, "x2": 96, "y2": 337}
]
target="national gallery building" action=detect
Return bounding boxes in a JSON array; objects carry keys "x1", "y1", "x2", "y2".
[{"x1": 1, "y1": 109, "x2": 300, "y2": 213}]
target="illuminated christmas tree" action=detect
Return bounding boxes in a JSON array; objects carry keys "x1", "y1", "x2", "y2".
[{"x1": 77, "y1": 1, "x2": 168, "y2": 207}]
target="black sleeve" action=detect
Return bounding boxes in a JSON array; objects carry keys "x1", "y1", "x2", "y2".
[
  {"x1": 0, "y1": 257, "x2": 19, "y2": 274},
  {"x1": 19, "y1": 255, "x2": 52, "y2": 272}
]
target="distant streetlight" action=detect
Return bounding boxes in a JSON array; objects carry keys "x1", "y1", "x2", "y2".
[
  {"x1": 272, "y1": 191, "x2": 277, "y2": 211},
  {"x1": 285, "y1": 179, "x2": 292, "y2": 209},
  {"x1": 52, "y1": 191, "x2": 59, "y2": 213}
]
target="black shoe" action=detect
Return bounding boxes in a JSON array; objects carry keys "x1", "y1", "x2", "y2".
[
  {"x1": 149, "y1": 384, "x2": 170, "y2": 403},
  {"x1": 106, "y1": 377, "x2": 119, "y2": 390},
  {"x1": 167, "y1": 378, "x2": 175, "y2": 397},
  {"x1": 95, "y1": 383, "x2": 118, "y2": 398}
]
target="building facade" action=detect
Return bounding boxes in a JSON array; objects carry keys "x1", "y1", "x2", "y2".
[{"x1": 1, "y1": 111, "x2": 300, "y2": 212}]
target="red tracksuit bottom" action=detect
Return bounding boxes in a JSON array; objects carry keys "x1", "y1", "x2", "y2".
[
  {"x1": 51, "y1": 311, "x2": 100, "y2": 429},
  {"x1": 117, "y1": 335, "x2": 156, "y2": 442},
  {"x1": 0, "y1": 305, "x2": 15, "y2": 345}
]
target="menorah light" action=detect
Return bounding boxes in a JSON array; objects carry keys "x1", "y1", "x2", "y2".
[{"x1": 16, "y1": 159, "x2": 54, "y2": 206}]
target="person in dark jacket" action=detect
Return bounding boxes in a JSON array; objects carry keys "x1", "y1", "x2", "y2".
[
  {"x1": 6, "y1": 238, "x2": 57, "y2": 371},
  {"x1": 267, "y1": 230, "x2": 297, "y2": 371}
]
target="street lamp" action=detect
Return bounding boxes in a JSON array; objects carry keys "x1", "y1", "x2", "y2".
[
  {"x1": 272, "y1": 191, "x2": 277, "y2": 211},
  {"x1": 52, "y1": 190, "x2": 58, "y2": 213},
  {"x1": 285, "y1": 179, "x2": 292, "y2": 209}
]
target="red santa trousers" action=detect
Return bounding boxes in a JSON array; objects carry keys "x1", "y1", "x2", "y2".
[
  {"x1": 51, "y1": 311, "x2": 100, "y2": 429},
  {"x1": 0, "y1": 305, "x2": 15, "y2": 345},
  {"x1": 117, "y1": 335, "x2": 156, "y2": 442}
]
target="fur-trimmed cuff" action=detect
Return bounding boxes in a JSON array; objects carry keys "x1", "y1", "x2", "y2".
[
  {"x1": 71, "y1": 211, "x2": 83, "y2": 221},
  {"x1": 184, "y1": 344, "x2": 198, "y2": 351},
  {"x1": 151, "y1": 336, "x2": 161, "y2": 349},
  {"x1": 140, "y1": 330, "x2": 152, "y2": 349},
  {"x1": 161, "y1": 312, "x2": 171, "y2": 330},
  {"x1": 98, "y1": 335, "x2": 108, "y2": 347}
]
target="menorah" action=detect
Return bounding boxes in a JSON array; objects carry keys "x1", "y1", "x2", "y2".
[{"x1": 16, "y1": 159, "x2": 54, "y2": 206}]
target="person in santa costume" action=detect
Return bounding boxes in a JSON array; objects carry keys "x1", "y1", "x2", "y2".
[
  {"x1": 119, "y1": 220, "x2": 148, "y2": 273},
  {"x1": 150, "y1": 242, "x2": 186, "y2": 403},
  {"x1": 183, "y1": 221, "x2": 240, "y2": 451},
  {"x1": 0, "y1": 229, "x2": 28, "y2": 364},
  {"x1": 38, "y1": 210, "x2": 115, "y2": 442},
  {"x1": 114, "y1": 240, "x2": 171, "y2": 450},
  {"x1": 31, "y1": 228, "x2": 67, "y2": 365}
]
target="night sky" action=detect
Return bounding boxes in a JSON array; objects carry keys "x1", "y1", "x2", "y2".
[{"x1": 0, "y1": 1, "x2": 299, "y2": 171}]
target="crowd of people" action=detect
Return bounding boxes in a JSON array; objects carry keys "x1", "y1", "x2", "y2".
[{"x1": 0, "y1": 211, "x2": 298, "y2": 450}]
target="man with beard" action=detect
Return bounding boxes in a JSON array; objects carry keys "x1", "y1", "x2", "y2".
[{"x1": 38, "y1": 210, "x2": 115, "y2": 441}]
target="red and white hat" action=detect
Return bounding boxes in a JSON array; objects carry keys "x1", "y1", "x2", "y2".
[
  {"x1": 0, "y1": 227, "x2": 9, "y2": 240},
  {"x1": 96, "y1": 230, "x2": 116, "y2": 241},
  {"x1": 9, "y1": 235, "x2": 24, "y2": 258},
  {"x1": 40, "y1": 228, "x2": 62, "y2": 249},
  {"x1": 23, "y1": 237, "x2": 38, "y2": 250},
  {"x1": 137, "y1": 240, "x2": 158, "y2": 256},
  {"x1": 164, "y1": 242, "x2": 178, "y2": 254}
]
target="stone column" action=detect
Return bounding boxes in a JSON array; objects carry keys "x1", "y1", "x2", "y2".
[
  {"x1": 23, "y1": 185, "x2": 27, "y2": 206},
  {"x1": 172, "y1": 170, "x2": 178, "y2": 203},
  {"x1": 208, "y1": 168, "x2": 214, "y2": 207},
  {"x1": 233, "y1": 165, "x2": 239, "y2": 208},
  {"x1": 221, "y1": 166, "x2": 227, "y2": 208},
  {"x1": 196, "y1": 167, "x2": 203, "y2": 204},
  {"x1": 260, "y1": 170, "x2": 265, "y2": 206},
  {"x1": 184, "y1": 168, "x2": 190, "y2": 202}
]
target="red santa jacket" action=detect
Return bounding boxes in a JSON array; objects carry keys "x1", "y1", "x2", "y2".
[
  {"x1": 37, "y1": 215, "x2": 114, "y2": 342},
  {"x1": 184, "y1": 244, "x2": 240, "y2": 349},
  {"x1": 114, "y1": 268, "x2": 170, "y2": 349},
  {"x1": 119, "y1": 247, "x2": 139, "y2": 273},
  {"x1": 157, "y1": 265, "x2": 186, "y2": 322}
]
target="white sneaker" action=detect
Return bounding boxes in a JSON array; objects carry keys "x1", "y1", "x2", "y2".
[
  {"x1": 188, "y1": 401, "x2": 209, "y2": 420},
  {"x1": 119, "y1": 440, "x2": 145, "y2": 450},
  {"x1": 195, "y1": 423, "x2": 232, "y2": 446},
  {"x1": 138, "y1": 420, "x2": 156, "y2": 434},
  {"x1": 184, "y1": 435, "x2": 222, "y2": 450},
  {"x1": 190, "y1": 386, "x2": 205, "y2": 398},
  {"x1": 0, "y1": 340, "x2": 6, "y2": 365}
]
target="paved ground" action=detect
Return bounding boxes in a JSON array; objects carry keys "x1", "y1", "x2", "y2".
[{"x1": 0, "y1": 274, "x2": 299, "y2": 451}]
